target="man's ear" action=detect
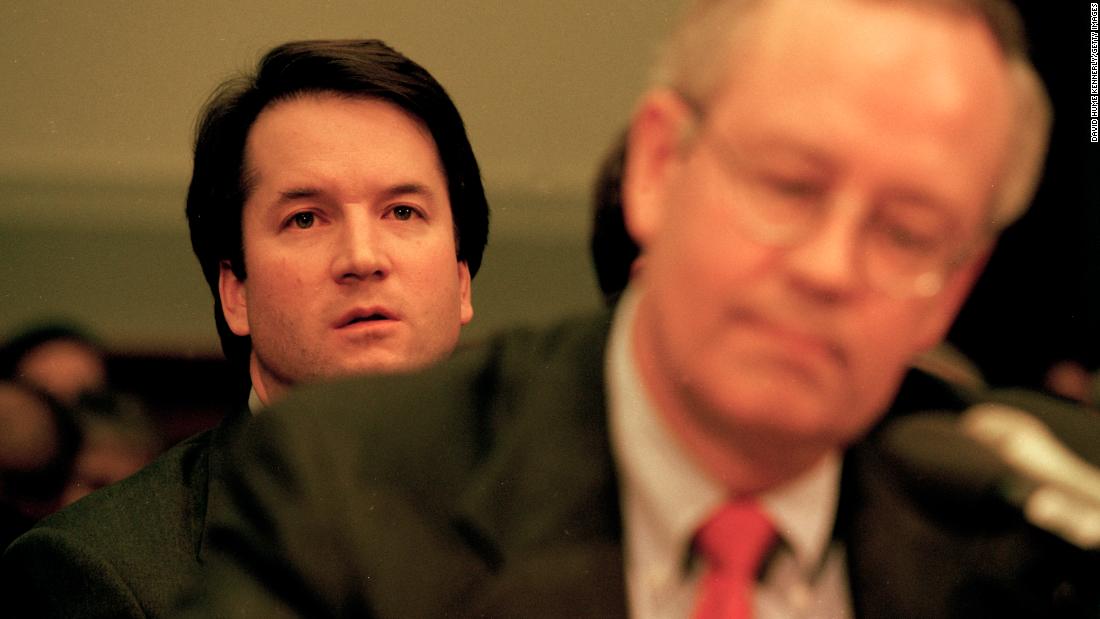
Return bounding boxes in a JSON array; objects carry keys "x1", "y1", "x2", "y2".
[
  {"x1": 621, "y1": 89, "x2": 695, "y2": 251},
  {"x1": 218, "y1": 260, "x2": 251, "y2": 337},
  {"x1": 915, "y1": 248, "x2": 992, "y2": 352},
  {"x1": 457, "y1": 260, "x2": 473, "y2": 325}
]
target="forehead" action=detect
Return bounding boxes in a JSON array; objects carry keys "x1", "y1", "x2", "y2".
[
  {"x1": 727, "y1": 1, "x2": 1010, "y2": 99},
  {"x1": 244, "y1": 92, "x2": 442, "y2": 177},
  {"x1": 706, "y1": 0, "x2": 1016, "y2": 220}
]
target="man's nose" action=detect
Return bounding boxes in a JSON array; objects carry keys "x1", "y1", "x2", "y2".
[
  {"x1": 782, "y1": 193, "x2": 864, "y2": 301},
  {"x1": 331, "y1": 215, "x2": 390, "y2": 282}
]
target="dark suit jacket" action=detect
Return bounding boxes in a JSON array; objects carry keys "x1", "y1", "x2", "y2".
[
  {"x1": 190, "y1": 314, "x2": 1099, "y2": 618},
  {"x1": 1, "y1": 409, "x2": 249, "y2": 618}
]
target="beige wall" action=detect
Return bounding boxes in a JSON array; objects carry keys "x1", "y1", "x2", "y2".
[{"x1": 0, "y1": 1, "x2": 681, "y2": 353}]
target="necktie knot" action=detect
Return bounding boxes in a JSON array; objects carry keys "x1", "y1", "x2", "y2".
[{"x1": 692, "y1": 501, "x2": 776, "y2": 619}]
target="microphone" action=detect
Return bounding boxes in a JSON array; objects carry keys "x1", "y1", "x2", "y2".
[
  {"x1": 962, "y1": 404, "x2": 1100, "y2": 549},
  {"x1": 881, "y1": 406, "x2": 1100, "y2": 550}
]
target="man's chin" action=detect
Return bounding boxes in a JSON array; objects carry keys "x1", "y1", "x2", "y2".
[
  {"x1": 697, "y1": 380, "x2": 845, "y2": 436},
  {"x1": 328, "y1": 357, "x2": 408, "y2": 378},
  {"x1": 328, "y1": 349, "x2": 445, "y2": 378}
]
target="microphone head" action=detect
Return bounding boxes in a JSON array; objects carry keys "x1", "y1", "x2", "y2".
[{"x1": 878, "y1": 412, "x2": 1034, "y2": 514}]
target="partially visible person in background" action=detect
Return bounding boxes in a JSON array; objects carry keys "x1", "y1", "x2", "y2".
[
  {"x1": 0, "y1": 323, "x2": 161, "y2": 510},
  {"x1": 0, "y1": 381, "x2": 81, "y2": 550},
  {"x1": 1045, "y1": 359, "x2": 1098, "y2": 407},
  {"x1": 0, "y1": 323, "x2": 107, "y2": 408},
  {"x1": 59, "y1": 390, "x2": 161, "y2": 506}
]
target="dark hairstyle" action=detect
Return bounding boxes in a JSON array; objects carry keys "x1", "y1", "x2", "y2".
[
  {"x1": 186, "y1": 39, "x2": 490, "y2": 367},
  {"x1": 589, "y1": 131, "x2": 638, "y2": 307}
]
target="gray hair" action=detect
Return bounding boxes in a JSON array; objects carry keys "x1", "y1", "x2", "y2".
[{"x1": 650, "y1": 0, "x2": 1052, "y2": 229}]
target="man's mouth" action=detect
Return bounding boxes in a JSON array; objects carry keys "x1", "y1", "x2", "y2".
[
  {"x1": 335, "y1": 308, "x2": 397, "y2": 328},
  {"x1": 735, "y1": 310, "x2": 846, "y2": 368},
  {"x1": 347, "y1": 313, "x2": 387, "y2": 325}
]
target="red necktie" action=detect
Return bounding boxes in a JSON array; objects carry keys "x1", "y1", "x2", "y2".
[{"x1": 691, "y1": 501, "x2": 776, "y2": 619}]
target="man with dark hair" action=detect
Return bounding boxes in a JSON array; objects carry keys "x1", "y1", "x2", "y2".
[
  {"x1": 1, "y1": 39, "x2": 488, "y2": 618},
  {"x1": 181, "y1": 1, "x2": 1098, "y2": 617},
  {"x1": 187, "y1": 38, "x2": 488, "y2": 406}
]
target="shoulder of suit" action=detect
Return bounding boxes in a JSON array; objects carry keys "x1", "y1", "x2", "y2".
[{"x1": 18, "y1": 426, "x2": 218, "y2": 546}]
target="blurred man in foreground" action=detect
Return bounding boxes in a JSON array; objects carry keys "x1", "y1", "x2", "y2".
[
  {"x1": 1, "y1": 39, "x2": 488, "y2": 618},
  {"x1": 189, "y1": 1, "x2": 1098, "y2": 616}
]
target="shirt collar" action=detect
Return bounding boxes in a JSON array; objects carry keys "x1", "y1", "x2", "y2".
[
  {"x1": 607, "y1": 286, "x2": 842, "y2": 593},
  {"x1": 760, "y1": 451, "x2": 841, "y2": 575},
  {"x1": 247, "y1": 387, "x2": 264, "y2": 414}
]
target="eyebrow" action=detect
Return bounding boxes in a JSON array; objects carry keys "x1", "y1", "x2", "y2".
[
  {"x1": 273, "y1": 182, "x2": 437, "y2": 207},
  {"x1": 880, "y1": 189, "x2": 955, "y2": 219},
  {"x1": 749, "y1": 137, "x2": 835, "y2": 170},
  {"x1": 277, "y1": 187, "x2": 320, "y2": 203},
  {"x1": 708, "y1": 133, "x2": 835, "y2": 175},
  {"x1": 378, "y1": 182, "x2": 436, "y2": 202}
]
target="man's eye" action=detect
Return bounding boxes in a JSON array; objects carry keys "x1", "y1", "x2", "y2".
[
  {"x1": 875, "y1": 208, "x2": 949, "y2": 255},
  {"x1": 391, "y1": 206, "x2": 417, "y2": 221},
  {"x1": 290, "y1": 212, "x2": 315, "y2": 229},
  {"x1": 767, "y1": 177, "x2": 823, "y2": 200},
  {"x1": 884, "y1": 225, "x2": 940, "y2": 252}
]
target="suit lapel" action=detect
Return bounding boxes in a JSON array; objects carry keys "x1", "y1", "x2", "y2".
[{"x1": 196, "y1": 407, "x2": 251, "y2": 563}]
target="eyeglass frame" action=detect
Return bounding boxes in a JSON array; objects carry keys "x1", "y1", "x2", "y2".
[{"x1": 670, "y1": 91, "x2": 997, "y2": 299}]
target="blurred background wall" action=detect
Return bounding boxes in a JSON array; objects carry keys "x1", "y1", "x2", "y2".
[{"x1": 0, "y1": 1, "x2": 1095, "y2": 392}]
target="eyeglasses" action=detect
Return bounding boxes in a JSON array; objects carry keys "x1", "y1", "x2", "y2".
[{"x1": 681, "y1": 103, "x2": 988, "y2": 299}]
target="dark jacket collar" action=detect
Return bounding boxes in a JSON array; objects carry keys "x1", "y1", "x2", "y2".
[{"x1": 197, "y1": 406, "x2": 251, "y2": 563}]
